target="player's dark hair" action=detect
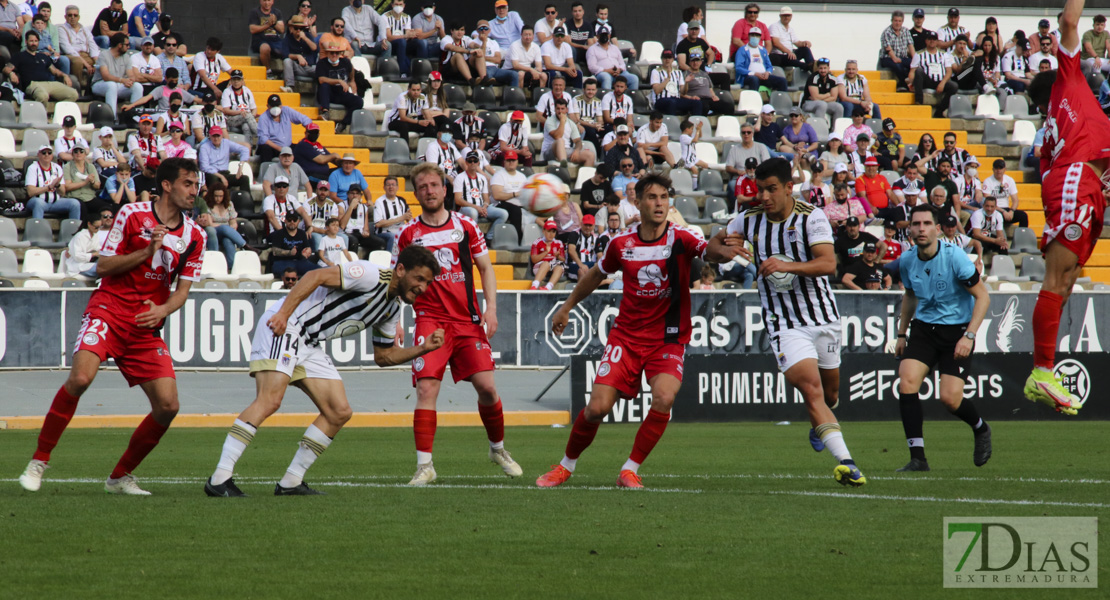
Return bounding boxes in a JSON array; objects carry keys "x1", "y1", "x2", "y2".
[
  {"x1": 206, "y1": 37, "x2": 223, "y2": 52},
  {"x1": 24, "y1": 30, "x2": 38, "y2": 42},
  {"x1": 909, "y1": 203, "x2": 938, "y2": 223},
  {"x1": 156, "y1": 157, "x2": 200, "y2": 190},
  {"x1": 754, "y1": 157, "x2": 792, "y2": 186},
  {"x1": 1027, "y1": 70, "x2": 1057, "y2": 110},
  {"x1": 635, "y1": 173, "x2": 672, "y2": 199},
  {"x1": 682, "y1": 6, "x2": 698, "y2": 22},
  {"x1": 650, "y1": 111, "x2": 663, "y2": 121},
  {"x1": 397, "y1": 245, "x2": 440, "y2": 275},
  {"x1": 554, "y1": 97, "x2": 569, "y2": 107}
]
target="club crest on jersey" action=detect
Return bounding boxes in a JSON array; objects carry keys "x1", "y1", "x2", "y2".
[
  {"x1": 107, "y1": 228, "x2": 123, "y2": 244},
  {"x1": 347, "y1": 264, "x2": 365, "y2": 279},
  {"x1": 597, "y1": 362, "x2": 611, "y2": 377},
  {"x1": 142, "y1": 218, "x2": 154, "y2": 229},
  {"x1": 450, "y1": 229, "x2": 464, "y2": 242},
  {"x1": 1064, "y1": 223, "x2": 1083, "y2": 241},
  {"x1": 786, "y1": 227, "x2": 797, "y2": 243},
  {"x1": 661, "y1": 245, "x2": 672, "y2": 258},
  {"x1": 434, "y1": 247, "x2": 459, "y2": 270},
  {"x1": 414, "y1": 357, "x2": 425, "y2": 371},
  {"x1": 174, "y1": 238, "x2": 187, "y2": 252}
]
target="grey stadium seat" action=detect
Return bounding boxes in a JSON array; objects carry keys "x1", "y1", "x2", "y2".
[
  {"x1": 674, "y1": 196, "x2": 702, "y2": 223},
  {"x1": 982, "y1": 119, "x2": 1020, "y2": 147}
]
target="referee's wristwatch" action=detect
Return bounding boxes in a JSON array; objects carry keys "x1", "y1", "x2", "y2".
[{"x1": 962, "y1": 331, "x2": 976, "y2": 341}]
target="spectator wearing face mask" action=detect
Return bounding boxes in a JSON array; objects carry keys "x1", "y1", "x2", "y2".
[
  {"x1": 293, "y1": 123, "x2": 341, "y2": 185},
  {"x1": 258, "y1": 93, "x2": 314, "y2": 163}
]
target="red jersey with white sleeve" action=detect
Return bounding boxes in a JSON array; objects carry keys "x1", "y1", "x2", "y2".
[
  {"x1": 1040, "y1": 42, "x2": 1110, "y2": 173},
  {"x1": 531, "y1": 238, "x2": 565, "y2": 264},
  {"x1": 393, "y1": 212, "x2": 488, "y2": 324},
  {"x1": 598, "y1": 222, "x2": 708, "y2": 346},
  {"x1": 94, "y1": 201, "x2": 207, "y2": 316}
]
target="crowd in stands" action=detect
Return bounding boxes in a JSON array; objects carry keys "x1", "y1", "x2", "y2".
[{"x1": 0, "y1": 1, "x2": 1107, "y2": 290}]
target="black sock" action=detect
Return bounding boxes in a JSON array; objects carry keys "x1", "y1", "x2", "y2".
[
  {"x1": 950, "y1": 400, "x2": 987, "y2": 433},
  {"x1": 899, "y1": 389, "x2": 927, "y2": 461}
]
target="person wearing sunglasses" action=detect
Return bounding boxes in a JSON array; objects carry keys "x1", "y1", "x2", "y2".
[
  {"x1": 280, "y1": 267, "x2": 299, "y2": 289},
  {"x1": 729, "y1": 2, "x2": 770, "y2": 60},
  {"x1": 151, "y1": 13, "x2": 187, "y2": 56},
  {"x1": 155, "y1": 35, "x2": 191, "y2": 90},
  {"x1": 58, "y1": 6, "x2": 98, "y2": 89},
  {"x1": 27, "y1": 145, "x2": 82, "y2": 220},
  {"x1": 534, "y1": 3, "x2": 563, "y2": 45},
  {"x1": 294, "y1": 1, "x2": 318, "y2": 39},
  {"x1": 318, "y1": 18, "x2": 354, "y2": 61}
]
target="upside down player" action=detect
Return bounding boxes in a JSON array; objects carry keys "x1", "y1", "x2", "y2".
[
  {"x1": 394, "y1": 163, "x2": 522, "y2": 486},
  {"x1": 1024, "y1": 0, "x2": 1110, "y2": 415},
  {"x1": 537, "y1": 174, "x2": 708, "y2": 489},
  {"x1": 19, "y1": 158, "x2": 206, "y2": 495},
  {"x1": 204, "y1": 246, "x2": 444, "y2": 497}
]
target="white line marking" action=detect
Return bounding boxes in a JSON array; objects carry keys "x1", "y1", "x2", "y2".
[{"x1": 767, "y1": 490, "x2": 1110, "y2": 509}]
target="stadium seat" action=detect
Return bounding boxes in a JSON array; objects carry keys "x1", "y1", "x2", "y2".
[
  {"x1": 0, "y1": 217, "x2": 29, "y2": 248},
  {"x1": 409, "y1": 58, "x2": 433, "y2": 82},
  {"x1": 351, "y1": 55, "x2": 372, "y2": 81},
  {"x1": 0, "y1": 128, "x2": 26, "y2": 158},
  {"x1": 21, "y1": 129, "x2": 50, "y2": 155},
  {"x1": 532, "y1": 86, "x2": 550, "y2": 104},
  {"x1": 707, "y1": 116, "x2": 740, "y2": 143},
  {"x1": 687, "y1": 115, "x2": 712, "y2": 137},
  {"x1": 832, "y1": 117, "x2": 851, "y2": 139},
  {"x1": 202, "y1": 279, "x2": 229, "y2": 289},
  {"x1": 865, "y1": 118, "x2": 882, "y2": 135},
  {"x1": 377, "y1": 82, "x2": 403, "y2": 108},
  {"x1": 736, "y1": 91, "x2": 762, "y2": 116},
  {"x1": 982, "y1": 119, "x2": 1019, "y2": 147},
  {"x1": 24, "y1": 219, "x2": 66, "y2": 249},
  {"x1": 974, "y1": 94, "x2": 1007, "y2": 120},
  {"x1": 809, "y1": 118, "x2": 830, "y2": 143},
  {"x1": 368, "y1": 250, "x2": 391, "y2": 269},
  {"x1": 61, "y1": 278, "x2": 87, "y2": 288},
  {"x1": 362, "y1": 85, "x2": 383, "y2": 111},
  {"x1": 1094, "y1": 283, "x2": 1110, "y2": 291},
  {"x1": 1010, "y1": 227, "x2": 1039, "y2": 254},
  {"x1": 662, "y1": 115, "x2": 682, "y2": 138},
  {"x1": 201, "y1": 251, "x2": 238, "y2": 282},
  {"x1": 629, "y1": 90, "x2": 649, "y2": 114},
  {"x1": 1003, "y1": 95, "x2": 1036, "y2": 120},
  {"x1": 1020, "y1": 255, "x2": 1046, "y2": 282},
  {"x1": 694, "y1": 142, "x2": 720, "y2": 168},
  {"x1": 0, "y1": 100, "x2": 24, "y2": 129},
  {"x1": 383, "y1": 137, "x2": 413, "y2": 164},
  {"x1": 230, "y1": 251, "x2": 274, "y2": 282},
  {"x1": 237, "y1": 280, "x2": 262, "y2": 290},
  {"x1": 617, "y1": 39, "x2": 635, "y2": 60},
  {"x1": 473, "y1": 86, "x2": 499, "y2": 110},
  {"x1": 770, "y1": 91, "x2": 793, "y2": 116},
  {"x1": 22, "y1": 248, "x2": 63, "y2": 279},
  {"x1": 416, "y1": 137, "x2": 435, "y2": 160},
  {"x1": 703, "y1": 196, "x2": 730, "y2": 223},
  {"x1": 520, "y1": 222, "x2": 542, "y2": 249},
  {"x1": 996, "y1": 281, "x2": 1022, "y2": 292},
  {"x1": 880, "y1": 170, "x2": 899, "y2": 185},
  {"x1": 947, "y1": 95, "x2": 975, "y2": 119},
  {"x1": 639, "y1": 41, "x2": 663, "y2": 65},
  {"x1": 501, "y1": 87, "x2": 529, "y2": 111},
  {"x1": 573, "y1": 166, "x2": 595, "y2": 191},
  {"x1": 902, "y1": 143, "x2": 917, "y2": 160},
  {"x1": 58, "y1": 219, "x2": 81, "y2": 245},
  {"x1": 231, "y1": 190, "x2": 262, "y2": 220},
  {"x1": 1011, "y1": 120, "x2": 1038, "y2": 146},
  {"x1": 227, "y1": 133, "x2": 249, "y2": 147},
  {"x1": 444, "y1": 84, "x2": 466, "y2": 107},
  {"x1": 547, "y1": 165, "x2": 572, "y2": 186},
  {"x1": 52, "y1": 102, "x2": 94, "y2": 131},
  {"x1": 674, "y1": 196, "x2": 702, "y2": 223},
  {"x1": 22, "y1": 278, "x2": 50, "y2": 288},
  {"x1": 489, "y1": 223, "x2": 519, "y2": 251},
  {"x1": 0, "y1": 247, "x2": 30, "y2": 279},
  {"x1": 19, "y1": 102, "x2": 57, "y2": 130},
  {"x1": 87, "y1": 101, "x2": 121, "y2": 129},
  {"x1": 699, "y1": 171, "x2": 726, "y2": 197},
  {"x1": 670, "y1": 169, "x2": 703, "y2": 197},
  {"x1": 709, "y1": 224, "x2": 724, "y2": 238},
  {"x1": 375, "y1": 56, "x2": 402, "y2": 81},
  {"x1": 632, "y1": 113, "x2": 648, "y2": 129},
  {"x1": 352, "y1": 110, "x2": 388, "y2": 137},
  {"x1": 988, "y1": 255, "x2": 1029, "y2": 282}
]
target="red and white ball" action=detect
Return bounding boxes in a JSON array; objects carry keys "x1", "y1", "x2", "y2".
[{"x1": 519, "y1": 173, "x2": 569, "y2": 217}]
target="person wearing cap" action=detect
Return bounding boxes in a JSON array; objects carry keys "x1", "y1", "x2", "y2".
[
  {"x1": 892, "y1": 162, "x2": 927, "y2": 206},
  {"x1": 191, "y1": 90, "x2": 228, "y2": 144},
  {"x1": 59, "y1": 5, "x2": 98, "y2": 89},
  {"x1": 341, "y1": 0, "x2": 389, "y2": 58},
  {"x1": 197, "y1": 125, "x2": 251, "y2": 192},
  {"x1": 266, "y1": 210, "x2": 319, "y2": 276},
  {"x1": 533, "y1": 3, "x2": 563, "y2": 45},
  {"x1": 686, "y1": 51, "x2": 735, "y2": 115},
  {"x1": 879, "y1": 10, "x2": 915, "y2": 87},
  {"x1": 948, "y1": 35, "x2": 983, "y2": 93},
  {"x1": 907, "y1": 30, "x2": 956, "y2": 118},
  {"x1": 4, "y1": 29, "x2": 78, "y2": 103},
  {"x1": 453, "y1": 102, "x2": 486, "y2": 150},
  {"x1": 733, "y1": 156, "x2": 760, "y2": 207},
  {"x1": 1001, "y1": 37, "x2": 1034, "y2": 91},
  {"x1": 729, "y1": 2, "x2": 771, "y2": 60},
  {"x1": 541, "y1": 23, "x2": 581, "y2": 88},
  {"x1": 126, "y1": 115, "x2": 166, "y2": 170},
  {"x1": 675, "y1": 6, "x2": 704, "y2": 47},
  {"x1": 386, "y1": 80, "x2": 435, "y2": 139},
  {"x1": 281, "y1": 15, "x2": 318, "y2": 94},
  {"x1": 834, "y1": 214, "x2": 884, "y2": 276},
  {"x1": 768, "y1": 6, "x2": 814, "y2": 71},
  {"x1": 162, "y1": 118, "x2": 191, "y2": 159},
  {"x1": 211, "y1": 70, "x2": 256, "y2": 142},
  {"x1": 855, "y1": 155, "x2": 893, "y2": 210},
  {"x1": 263, "y1": 146, "x2": 312, "y2": 199},
  {"x1": 262, "y1": 173, "x2": 312, "y2": 235},
  {"x1": 529, "y1": 219, "x2": 565, "y2": 290},
  {"x1": 126, "y1": 0, "x2": 158, "y2": 50},
  {"x1": 91, "y1": 126, "x2": 126, "y2": 176},
  {"x1": 326, "y1": 153, "x2": 369, "y2": 204},
  {"x1": 489, "y1": 0, "x2": 524, "y2": 48},
  {"x1": 564, "y1": 212, "x2": 599, "y2": 281},
  {"x1": 247, "y1": 0, "x2": 285, "y2": 73},
  {"x1": 604, "y1": 123, "x2": 644, "y2": 178},
  {"x1": 258, "y1": 93, "x2": 314, "y2": 164},
  {"x1": 316, "y1": 43, "x2": 364, "y2": 134},
  {"x1": 53, "y1": 115, "x2": 89, "y2": 164},
  {"x1": 130, "y1": 36, "x2": 162, "y2": 92},
  {"x1": 545, "y1": 97, "x2": 595, "y2": 167},
  {"x1": 409, "y1": 2, "x2": 445, "y2": 59},
  {"x1": 873, "y1": 118, "x2": 905, "y2": 171},
  {"x1": 151, "y1": 12, "x2": 186, "y2": 56},
  {"x1": 676, "y1": 19, "x2": 713, "y2": 74},
  {"x1": 939, "y1": 213, "x2": 983, "y2": 267},
  {"x1": 292, "y1": 122, "x2": 340, "y2": 183},
  {"x1": 957, "y1": 156, "x2": 984, "y2": 210},
  {"x1": 587, "y1": 25, "x2": 637, "y2": 90},
  {"x1": 338, "y1": 183, "x2": 387, "y2": 254},
  {"x1": 936, "y1": 8, "x2": 968, "y2": 51},
  {"x1": 923, "y1": 153, "x2": 959, "y2": 194},
  {"x1": 505, "y1": 24, "x2": 546, "y2": 88},
  {"x1": 735, "y1": 29, "x2": 786, "y2": 91},
  {"x1": 26, "y1": 144, "x2": 81, "y2": 220},
  {"x1": 489, "y1": 149, "x2": 527, "y2": 240},
  {"x1": 495, "y1": 109, "x2": 533, "y2": 165},
  {"x1": 650, "y1": 49, "x2": 699, "y2": 116},
  {"x1": 156, "y1": 34, "x2": 191, "y2": 90},
  {"x1": 304, "y1": 181, "x2": 347, "y2": 251},
  {"x1": 123, "y1": 69, "x2": 193, "y2": 116},
  {"x1": 1080, "y1": 14, "x2": 1110, "y2": 76},
  {"x1": 846, "y1": 131, "x2": 873, "y2": 176},
  {"x1": 472, "y1": 18, "x2": 516, "y2": 86},
  {"x1": 62, "y1": 144, "x2": 101, "y2": 207},
  {"x1": 801, "y1": 58, "x2": 844, "y2": 124},
  {"x1": 454, "y1": 150, "x2": 505, "y2": 232},
  {"x1": 190, "y1": 37, "x2": 231, "y2": 98},
  {"x1": 381, "y1": 0, "x2": 414, "y2": 76},
  {"x1": 980, "y1": 158, "x2": 1029, "y2": 229},
  {"x1": 783, "y1": 107, "x2": 818, "y2": 159},
  {"x1": 752, "y1": 104, "x2": 792, "y2": 161},
  {"x1": 841, "y1": 241, "x2": 889, "y2": 290}
]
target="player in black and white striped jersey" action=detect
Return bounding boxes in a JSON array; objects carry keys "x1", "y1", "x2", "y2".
[
  {"x1": 204, "y1": 246, "x2": 443, "y2": 498},
  {"x1": 707, "y1": 157, "x2": 866, "y2": 487}
]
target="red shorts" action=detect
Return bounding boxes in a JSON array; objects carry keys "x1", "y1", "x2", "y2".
[
  {"x1": 412, "y1": 320, "x2": 495, "y2": 385},
  {"x1": 594, "y1": 329, "x2": 685, "y2": 399},
  {"x1": 73, "y1": 305, "x2": 175, "y2": 387},
  {"x1": 1041, "y1": 162, "x2": 1106, "y2": 266}
]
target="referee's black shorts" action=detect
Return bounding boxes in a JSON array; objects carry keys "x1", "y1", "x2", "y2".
[{"x1": 902, "y1": 319, "x2": 972, "y2": 380}]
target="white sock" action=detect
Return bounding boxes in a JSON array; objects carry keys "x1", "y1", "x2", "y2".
[
  {"x1": 490, "y1": 440, "x2": 504, "y2": 451},
  {"x1": 821, "y1": 432, "x2": 852, "y2": 463},
  {"x1": 531, "y1": 280, "x2": 540, "y2": 287},
  {"x1": 907, "y1": 437, "x2": 925, "y2": 449},
  {"x1": 1035, "y1": 366, "x2": 1053, "y2": 374},
  {"x1": 416, "y1": 451, "x2": 433, "y2": 465},
  {"x1": 621, "y1": 459, "x2": 641, "y2": 473},
  {"x1": 559, "y1": 455, "x2": 577, "y2": 472},
  {"x1": 212, "y1": 419, "x2": 256, "y2": 485},
  {"x1": 278, "y1": 424, "x2": 332, "y2": 489},
  {"x1": 544, "y1": 282, "x2": 554, "y2": 290}
]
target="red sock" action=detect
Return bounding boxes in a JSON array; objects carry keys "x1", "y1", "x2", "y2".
[
  {"x1": 109, "y1": 414, "x2": 169, "y2": 479},
  {"x1": 629, "y1": 409, "x2": 671, "y2": 465},
  {"x1": 413, "y1": 409, "x2": 437, "y2": 453},
  {"x1": 1033, "y1": 290, "x2": 1064, "y2": 369},
  {"x1": 33, "y1": 386, "x2": 81, "y2": 463},
  {"x1": 477, "y1": 399, "x2": 505, "y2": 444},
  {"x1": 564, "y1": 409, "x2": 601, "y2": 460}
]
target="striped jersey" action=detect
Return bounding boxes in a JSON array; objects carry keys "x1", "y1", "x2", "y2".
[
  {"x1": 649, "y1": 67, "x2": 684, "y2": 104},
  {"x1": 910, "y1": 49, "x2": 954, "y2": 82},
  {"x1": 281, "y1": 261, "x2": 402, "y2": 347},
  {"x1": 306, "y1": 198, "x2": 341, "y2": 230},
  {"x1": 452, "y1": 171, "x2": 490, "y2": 207},
  {"x1": 570, "y1": 93, "x2": 601, "y2": 124},
  {"x1": 834, "y1": 73, "x2": 867, "y2": 100},
  {"x1": 726, "y1": 200, "x2": 840, "y2": 333},
  {"x1": 393, "y1": 212, "x2": 488, "y2": 324},
  {"x1": 600, "y1": 91, "x2": 633, "y2": 120},
  {"x1": 383, "y1": 12, "x2": 411, "y2": 36},
  {"x1": 386, "y1": 93, "x2": 428, "y2": 124}
]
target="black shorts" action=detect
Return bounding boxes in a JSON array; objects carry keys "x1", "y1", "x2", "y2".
[{"x1": 902, "y1": 319, "x2": 971, "y2": 380}]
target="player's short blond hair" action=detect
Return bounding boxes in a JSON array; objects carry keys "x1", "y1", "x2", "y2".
[{"x1": 410, "y1": 163, "x2": 446, "y2": 188}]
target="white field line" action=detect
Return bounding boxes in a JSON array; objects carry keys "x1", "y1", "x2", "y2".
[{"x1": 767, "y1": 490, "x2": 1110, "y2": 509}]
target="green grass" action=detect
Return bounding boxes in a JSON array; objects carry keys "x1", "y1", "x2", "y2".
[{"x1": 1, "y1": 422, "x2": 1107, "y2": 599}]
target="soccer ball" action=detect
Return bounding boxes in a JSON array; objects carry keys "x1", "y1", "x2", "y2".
[
  {"x1": 764, "y1": 253, "x2": 796, "y2": 291},
  {"x1": 520, "y1": 173, "x2": 569, "y2": 217}
]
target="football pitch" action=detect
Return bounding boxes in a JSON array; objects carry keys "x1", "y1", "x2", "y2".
[{"x1": 2, "y1": 421, "x2": 1106, "y2": 599}]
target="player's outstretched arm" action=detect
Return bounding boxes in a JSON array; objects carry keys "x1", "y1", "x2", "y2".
[
  {"x1": 552, "y1": 265, "x2": 606, "y2": 335},
  {"x1": 1060, "y1": 0, "x2": 1084, "y2": 52},
  {"x1": 267, "y1": 266, "x2": 342, "y2": 336},
  {"x1": 475, "y1": 253, "x2": 499, "y2": 337},
  {"x1": 705, "y1": 229, "x2": 749, "y2": 263},
  {"x1": 374, "y1": 328, "x2": 445, "y2": 367}
]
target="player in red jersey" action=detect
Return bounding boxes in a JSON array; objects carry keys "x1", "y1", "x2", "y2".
[
  {"x1": 18, "y1": 157, "x2": 205, "y2": 495},
  {"x1": 1023, "y1": 0, "x2": 1110, "y2": 415},
  {"x1": 537, "y1": 174, "x2": 708, "y2": 489},
  {"x1": 392, "y1": 162, "x2": 523, "y2": 485}
]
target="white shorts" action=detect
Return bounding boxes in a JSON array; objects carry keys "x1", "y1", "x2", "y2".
[
  {"x1": 248, "y1": 307, "x2": 341, "y2": 382},
  {"x1": 768, "y1": 321, "x2": 842, "y2": 373}
]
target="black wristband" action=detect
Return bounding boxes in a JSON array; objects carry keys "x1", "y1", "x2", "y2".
[{"x1": 897, "y1": 334, "x2": 906, "y2": 338}]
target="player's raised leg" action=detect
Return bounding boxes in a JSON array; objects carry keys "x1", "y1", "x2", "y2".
[
  {"x1": 206, "y1": 371, "x2": 291, "y2": 497},
  {"x1": 618, "y1": 373, "x2": 679, "y2": 488},
  {"x1": 274, "y1": 377, "x2": 353, "y2": 495},
  {"x1": 537, "y1": 383, "x2": 621, "y2": 487},
  {"x1": 19, "y1": 350, "x2": 103, "y2": 492},
  {"x1": 105, "y1": 376, "x2": 180, "y2": 496},
  {"x1": 1026, "y1": 241, "x2": 1084, "y2": 413},
  {"x1": 470, "y1": 371, "x2": 522, "y2": 477}
]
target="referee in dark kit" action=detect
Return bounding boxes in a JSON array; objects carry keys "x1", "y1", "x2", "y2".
[{"x1": 893, "y1": 204, "x2": 992, "y2": 472}]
